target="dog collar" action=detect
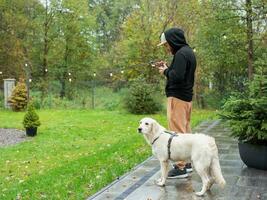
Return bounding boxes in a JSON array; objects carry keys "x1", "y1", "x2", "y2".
[
  {"x1": 164, "y1": 130, "x2": 177, "y2": 135},
  {"x1": 151, "y1": 134, "x2": 161, "y2": 145}
]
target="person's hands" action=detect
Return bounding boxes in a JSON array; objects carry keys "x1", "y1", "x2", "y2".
[
  {"x1": 154, "y1": 61, "x2": 167, "y2": 68},
  {"x1": 158, "y1": 64, "x2": 168, "y2": 75},
  {"x1": 155, "y1": 61, "x2": 168, "y2": 75}
]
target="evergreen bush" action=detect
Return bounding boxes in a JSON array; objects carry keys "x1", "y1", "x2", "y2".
[
  {"x1": 23, "y1": 103, "x2": 41, "y2": 129},
  {"x1": 8, "y1": 79, "x2": 28, "y2": 111},
  {"x1": 220, "y1": 74, "x2": 267, "y2": 145},
  {"x1": 124, "y1": 78, "x2": 162, "y2": 114}
]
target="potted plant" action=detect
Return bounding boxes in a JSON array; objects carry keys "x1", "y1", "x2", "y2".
[
  {"x1": 23, "y1": 103, "x2": 41, "y2": 137},
  {"x1": 220, "y1": 74, "x2": 267, "y2": 170}
]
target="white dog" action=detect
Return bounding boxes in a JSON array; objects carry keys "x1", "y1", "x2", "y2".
[{"x1": 138, "y1": 117, "x2": 226, "y2": 196}]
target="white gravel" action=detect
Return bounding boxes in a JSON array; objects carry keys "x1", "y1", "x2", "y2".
[{"x1": 0, "y1": 128, "x2": 27, "y2": 147}]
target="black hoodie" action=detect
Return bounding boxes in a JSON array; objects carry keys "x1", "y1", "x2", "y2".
[{"x1": 163, "y1": 28, "x2": 196, "y2": 102}]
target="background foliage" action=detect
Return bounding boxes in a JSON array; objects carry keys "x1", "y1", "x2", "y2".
[
  {"x1": 124, "y1": 78, "x2": 162, "y2": 114},
  {"x1": 0, "y1": 0, "x2": 266, "y2": 110}
]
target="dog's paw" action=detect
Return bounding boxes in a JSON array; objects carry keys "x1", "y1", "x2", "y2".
[
  {"x1": 156, "y1": 178, "x2": 162, "y2": 182},
  {"x1": 195, "y1": 191, "x2": 204, "y2": 196},
  {"x1": 155, "y1": 178, "x2": 165, "y2": 187}
]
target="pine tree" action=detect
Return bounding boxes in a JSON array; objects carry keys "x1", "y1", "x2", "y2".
[
  {"x1": 8, "y1": 79, "x2": 28, "y2": 111},
  {"x1": 220, "y1": 74, "x2": 267, "y2": 144},
  {"x1": 23, "y1": 103, "x2": 41, "y2": 129}
]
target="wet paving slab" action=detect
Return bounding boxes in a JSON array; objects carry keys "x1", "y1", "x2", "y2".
[{"x1": 88, "y1": 120, "x2": 267, "y2": 200}]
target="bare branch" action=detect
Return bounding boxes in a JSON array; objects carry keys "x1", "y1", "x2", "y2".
[
  {"x1": 161, "y1": 0, "x2": 177, "y2": 33},
  {"x1": 215, "y1": 15, "x2": 245, "y2": 21}
]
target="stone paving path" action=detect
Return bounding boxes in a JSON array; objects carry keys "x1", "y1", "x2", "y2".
[
  {"x1": 88, "y1": 120, "x2": 267, "y2": 200},
  {"x1": 0, "y1": 128, "x2": 27, "y2": 147}
]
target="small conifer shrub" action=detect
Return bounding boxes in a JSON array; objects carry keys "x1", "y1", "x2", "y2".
[
  {"x1": 23, "y1": 103, "x2": 41, "y2": 129},
  {"x1": 8, "y1": 78, "x2": 28, "y2": 111}
]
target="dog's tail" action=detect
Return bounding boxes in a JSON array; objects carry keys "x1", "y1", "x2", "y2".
[{"x1": 211, "y1": 157, "x2": 226, "y2": 188}]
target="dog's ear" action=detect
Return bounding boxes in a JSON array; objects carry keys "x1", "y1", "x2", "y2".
[{"x1": 152, "y1": 120, "x2": 159, "y2": 134}]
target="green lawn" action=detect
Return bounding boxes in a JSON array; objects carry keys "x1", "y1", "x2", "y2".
[{"x1": 0, "y1": 109, "x2": 216, "y2": 200}]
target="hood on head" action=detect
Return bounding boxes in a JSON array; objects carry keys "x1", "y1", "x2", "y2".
[{"x1": 164, "y1": 28, "x2": 188, "y2": 52}]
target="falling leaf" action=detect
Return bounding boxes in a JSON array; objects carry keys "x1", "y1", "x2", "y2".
[
  {"x1": 19, "y1": 180, "x2": 24, "y2": 184},
  {"x1": 16, "y1": 193, "x2": 22, "y2": 200}
]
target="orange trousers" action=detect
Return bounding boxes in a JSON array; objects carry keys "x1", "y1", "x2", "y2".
[{"x1": 167, "y1": 97, "x2": 192, "y2": 169}]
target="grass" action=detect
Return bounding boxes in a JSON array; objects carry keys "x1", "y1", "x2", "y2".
[{"x1": 0, "y1": 109, "x2": 216, "y2": 200}]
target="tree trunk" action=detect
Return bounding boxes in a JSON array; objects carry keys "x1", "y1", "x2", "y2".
[
  {"x1": 60, "y1": 77, "x2": 66, "y2": 98},
  {"x1": 246, "y1": 0, "x2": 254, "y2": 80},
  {"x1": 60, "y1": 39, "x2": 69, "y2": 99},
  {"x1": 41, "y1": 26, "x2": 49, "y2": 99},
  {"x1": 41, "y1": 0, "x2": 49, "y2": 99}
]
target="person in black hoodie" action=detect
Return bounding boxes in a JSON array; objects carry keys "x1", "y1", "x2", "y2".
[{"x1": 156, "y1": 28, "x2": 196, "y2": 179}]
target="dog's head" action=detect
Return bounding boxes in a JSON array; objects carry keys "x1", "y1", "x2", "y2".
[{"x1": 138, "y1": 117, "x2": 160, "y2": 135}]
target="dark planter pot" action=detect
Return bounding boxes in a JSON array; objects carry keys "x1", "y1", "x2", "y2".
[
  {"x1": 26, "y1": 127, "x2": 37, "y2": 137},
  {"x1": 238, "y1": 141, "x2": 267, "y2": 170}
]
